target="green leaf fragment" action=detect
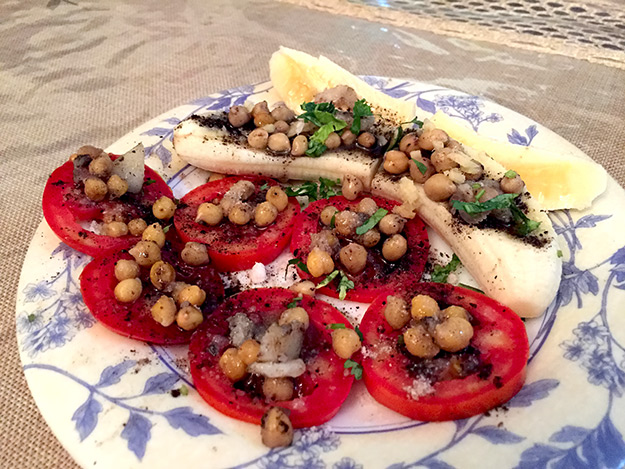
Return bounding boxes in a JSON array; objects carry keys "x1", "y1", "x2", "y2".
[
  {"x1": 28, "y1": 314, "x2": 36, "y2": 323},
  {"x1": 259, "y1": 183, "x2": 269, "y2": 191},
  {"x1": 317, "y1": 270, "x2": 339, "y2": 289},
  {"x1": 286, "y1": 258, "x2": 309, "y2": 279},
  {"x1": 412, "y1": 158, "x2": 428, "y2": 175},
  {"x1": 475, "y1": 189, "x2": 486, "y2": 201},
  {"x1": 504, "y1": 169, "x2": 518, "y2": 178},
  {"x1": 144, "y1": 178, "x2": 156, "y2": 186},
  {"x1": 179, "y1": 384, "x2": 189, "y2": 396},
  {"x1": 350, "y1": 99, "x2": 373, "y2": 135},
  {"x1": 431, "y1": 254, "x2": 462, "y2": 283},
  {"x1": 355, "y1": 325, "x2": 363, "y2": 342},
  {"x1": 344, "y1": 359, "x2": 363, "y2": 380},
  {"x1": 557, "y1": 250, "x2": 563, "y2": 258},
  {"x1": 458, "y1": 283, "x2": 485, "y2": 294},
  {"x1": 327, "y1": 323, "x2": 347, "y2": 330},
  {"x1": 356, "y1": 208, "x2": 388, "y2": 235},
  {"x1": 337, "y1": 271, "x2": 355, "y2": 300}
]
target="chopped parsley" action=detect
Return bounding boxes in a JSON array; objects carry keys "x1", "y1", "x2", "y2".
[
  {"x1": 458, "y1": 283, "x2": 485, "y2": 294},
  {"x1": 557, "y1": 250, "x2": 563, "y2": 258},
  {"x1": 327, "y1": 323, "x2": 347, "y2": 330},
  {"x1": 387, "y1": 126, "x2": 403, "y2": 151},
  {"x1": 286, "y1": 257, "x2": 309, "y2": 279},
  {"x1": 259, "y1": 183, "x2": 269, "y2": 191},
  {"x1": 286, "y1": 296, "x2": 303, "y2": 308},
  {"x1": 330, "y1": 211, "x2": 337, "y2": 228},
  {"x1": 350, "y1": 99, "x2": 373, "y2": 135},
  {"x1": 412, "y1": 158, "x2": 428, "y2": 175},
  {"x1": 317, "y1": 270, "x2": 355, "y2": 300},
  {"x1": 344, "y1": 359, "x2": 363, "y2": 380},
  {"x1": 27, "y1": 313, "x2": 36, "y2": 323},
  {"x1": 355, "y1": 208, "x2": 388, "y2": 235},
  {"x1": 298, "y1": 102, "x2": 347, "y2": 157},
  {"x1": 431, "y1": 254, "x2": 461, "y2": 283},
  {"x1": 284, "y1": 178, "x2": 341, "y2": 202},
  {"x1": 162, "y1": 224, "x2": 171, "y2": 234},
  {"x1": 316, "y1": 270, "x2": 340, "y2": 289},
  {"x1": 144, "y1": 178, "x2": 156, "y2": 186},
  {"x1": 510, "y1": 204, "x2": 542, "y2": 236},
  {"x1": 504, "y1": 169, "x2": 518, "y2": 178},
  {"x1": 355, "y1": 325, "x2": 363, "y2": 342}
]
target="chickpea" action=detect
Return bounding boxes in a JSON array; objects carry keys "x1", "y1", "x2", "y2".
[
  {"x1": 219, "y1": 347, "x2": 247, "y2": 381},
  {"x1": 312, "y1": 229, "x2": 339, "y2": 254},
  {"x1": 339, "y1": 243, "x2": 367, "y2": 275},
  {"x1": 149, "y1": 261, "x2": 176, "y2": 290},
  {"x1": 102, "y1": 210, "x2": 125, "y2": 224},
  {"x1": 228, "y1": 105, "x2": 252, "y2": 127},
  {"x1": 177, "y1": 285, "x2": 206, "y2": 306},
  {"x1": 279, "y1": 307, "x2": 310, "y2": 329},
  {"x1": 254, "y1": 201, "x2": 278, "y2": 227},
  {"x1": 114, "y1": 278, "x2": 142, "y2": 303},
  {"x1": 404, "y1": 325, "x2": 440, "y2": 358},
  {"x1": 441, "y1": 305, "x2": 469, "y2": 321},
  {"x1": 104, "y1": 221, "x2": 128, "y2": 238},
  {"x1": 271, "y1": 103, "x2": 295, "y2": 122},
  {"x1": 291, "y1": 135, "x2": 308, "y2": 156},
  {"x1": 430, "y1": 148, "x2": 459, "y2": 172},
  {"x1": 434, "y1": 317, "x2": 474, "y2": 352},
  {"x1": 334, "y1": 210, "x2": 360, "y2": 237},
  {"x1": 84, "y1": 177, "x2": 108, "y2": 201},
  {"x1": 341, "y1": 175, "x2": 363, "y2": 201},
  {"x1": 114, "y1": 259, "x2": 140, "y2": 281},
  {"x1": 290, "y1": 280, "x2": 316, "y2": 297},
  {"x1": 75, "y1": 145, "x2": 104, "y2": 159},
  {"x1": 320, "y1": 206, "x2": 339, "y2": 226},
  {"x1": 423, "y1": 174, "x2": 456, "y2": 202},
  {"x1": 152, "y1": 196, "x2": 176, "y2": 220},
  {"x1": 306, "y1": 247, "x2": 335, "y2": 278},
  {"x1": 176, "y1": 304, "x2": 204, "y2": 331},
  {"x1": 418, "y1": 128, "x2": 449, "y2": 151},
  {"x1": 268, "y1": 133, "x2": 291, "y2": 152},
  {"x1": 382, "y1": 234, "x2": 408, "y2": 262},
  {"x1": 357, "y1": 132, "x2": 376, "y2": 148},
  {"x1": 229, "y1": 202, "x2": 253, "y2": 225},
  {"x1": 384, "y1": 295, "x2": 410, "y2": 329},
  {"x1": 107, "y1": 174, "x2": 128, "y2": 198},
  {"x1": 238, "y1": 339, "x2": 260, "y2": 365},
  {"x1": 378, "y1": 214, "x2": 406, "y2": 236},
  {"x1": 261, "y1": 407, "x2": 293, "y2": 448},
  {"x1": 151, "y1": 295, "x2": 176, "y2": 327},
  {"x1": 254, "y1": 112, "x2": 275, "y2": 128},
  {"x1": 181, "y1": 242, "x2": 210, "y2": 266},
  {"x1": 356, "y1": 228, "x2": 380, "y2": 248},
  {"x1": 341, "y1": 129, "x2": 357, "y2": 146},
  {"x1": 169, "y1": 281, "x2": 190, "y2": 304},
  {"x1": 383, "y1": 150, "x2": 410, "y2": 174},
  {"x1": 248, "y1": 128, "x2": 269, "y2": 149},
  {"x1": 399, "y1": 133, "x2": 420, "y2": 154},
  {"x1": 331, "y1": 328, "x2": 361, "y2": 359},
  {"x1": 129, "y1": 240, "x2": 161, "y2": 267},
  {"x1": 274, "y1": 120, "x2": 290, "y2": 134},
  {"x1": 127, "y1": 218, "x2": 147, "y2": 236},
  {"x1": 408, "y1": 154, "x2": 435, "y2": 184},
  {"x1": 196, "y1": 202, "x2": 223, "y2": 226},
  {"x1": 325, "y1": 132, "x2": 341, "y2": 150},
  {"x1": 266, "y1": 186, "x2": 288, "y2": 211},
  {"x1": 411, "y1": 294, "x2": 440, "y2": 320},
  {"x1": 142, "y1": 223, "x2": 166, "y2": 248},
  {"x1": 263, "y1": 378, "x2": 294, "y2": 401},
  {"x1": 88, "y1": 154, "x2": 113, "y2": 178},
  {"x1": 480, "y1": 186, "x2": 500, "y2": 202},
  {"x1": 251, "y1": 101, "x2": 270, "y2": 117},
  {"x1": 500, "y1": 173, "x2": 525, "y2": 194},
  {"x1": 208, "y1": 172, "x2": 226, "y2": 182}
]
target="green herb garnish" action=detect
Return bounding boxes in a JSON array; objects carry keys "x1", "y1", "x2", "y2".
[
  {"x1": 299, "y1": 102, "x2": 348, "y2": 157},
  {"x1": 179, "y1": 384, "x2": 189, "y2": 396},
  {"x1": 557, "y1": 250, "x2": 563, "y2": 258},
  {"x1": 409, "y1": 116, "x2": 424, "y2": 127},
  {"x1": 472, "y1": 183, "x2": 481, "y2": 190},
  {"x1": 317, "y1": 270, "x2": 339, "y2": 289},
  {"x1": 356, "y1": 208, "x2": 388, "y2": 235},
  {"x1": 387, "y1": 126, "x2": 403, "y2": 151},
  {"x1": 350, "y1": 99, "x2": 373, "y2": 135},
  {"x1": 162, "y1": 224, "x2": 171, "y2": 234},
  {"x1": 510, "y1": 204, "x2": 542, "y2": 236},
  {"x1": 284, "y1": 178, "x2": 341, "y2": 202},
  {"x1": 327, "y1": 323, "x2": 347, "y2": 330},
  {"x1": 412, "y1": 158, "x2": 428, "y2": 175},
  {"x1": 318, "y1": 177, "x2": 342, "y2": 199},
  {"x1": 458, "y1": 283, "x2": 485, "y2": 294},
  {"x1": 287, "y1": 297, "x2": 303, "y2": 308},
  {"x1": 259, "y1": 183, "x2": 269, "y2": 191},
  {"x1": 504, "y1": 169, "x2": 518, "y2": 178},
  {"x1": 330, "y1": 211, "x2": 337, "y2": 228},
  {"x1": 286, "y1": 258, "x2": 309, "y2": 279},
  {"x1": 144, "y1": 178, "x2": 156, "y2": 186},
  {"x1": 337, "y1": 271, "x2": 355, "y2": 300},
  {"x1": 355, "y1": 325, "x2": 363, "y2": 342},
  {"x1": 28, "y1": 314, "x2": 36, "y2": 323},
  {"x1": 475, "y1": 189, "x2": 486, "y2": 201},
  {"x1": 344, "y1": 359, "x2": 363, "y2": 380},
  {"x1": 431, "y1": 254, "x2": 461, "y2": 283}
]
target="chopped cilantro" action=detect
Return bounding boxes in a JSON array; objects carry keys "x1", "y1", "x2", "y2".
[
  {"x1": 330, "y1": 211, "x2": 337, "y2": 229},
  {"x1": 286, "y1": 297, "x2": 303, "y2": 308},
  {"x1": 317, "y1": 270, "x2": 339, "y2": 289},
  {"x1": 475, "y1": 189, "x2": 486, "y2": 201},
  {"x1": 431, "y1": 254, "x2": 461, "y2": 283},
  {"x1": 458, "y1": 283, "x2": 485, "y2": 294},
  {"x1": 510, "y1": 204, "x2": 542, "y2": 236},
  {"x1": 298, "y1": 101, "x2": 348, "y2": 157},
  {"x1": 259, "y1": 183, "x2": 269, "y2": 191},
  {"x1": 162, "y1": 224, "x2": 171, "y2": 234},
  {"x1": 327, "y1": 323, "x2": 347, "y2": 330},
  {"x1": 144, "y1": 178, "x2": 156, "y2": 186},
  {"x1": 350, "y1": 99, "x2": 373, "y2": 135},
  {"x1": 318, "y1": 177, "x2": 342, "y2": 199},
  {"x1": 286, "y1": 258, "x2": 309, "y2": 279},
  {"x1": 284, "y1": 178, "x2": 341, "y2": 202},
  {"x1": 285, "y1": 182, "x2": 319, "y2": 200},
  {"x1": 504, "y1": 169, "x2": 518, "y2": 178},
  {"x1": 412, "y1": 158, "x2": 428, "y2": 175},
  {"x1": 344, "y1": 359, "x2": 363, "y2": 380},
  {"x1": 557, "y1": 250, "x2": 563, "y2": 258},
  {"x1": 337, "y1": 271, "x2": 355, "y2": 300},
  {"x1": 356, "y1": 208, "x2": 388, "y2": 235}
]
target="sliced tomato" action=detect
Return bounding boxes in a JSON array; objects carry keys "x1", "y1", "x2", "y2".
[
  {"x1": 189, "y1": 287, "x2": 355, "y2": 428},
  {"x1": 174, "y1": 176, "x2": 300, "y2": 272},
  {"x1": 43, "y1": 159, "x2": 173, "y2": 257},
  {"x1": 80, "y1": 240, "x2": 224, "y2": 345},
  {"x1": 289, "y1": 196, "x2": 429, "y2": 303},
  {"x1": 360, "y1": 282, "x2": 528, "y2": 421}
]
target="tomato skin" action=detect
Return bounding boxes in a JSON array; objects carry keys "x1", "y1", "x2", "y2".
[
  {"x1": 79, "y1": 243, "x2": 224, "y2": 345},
  {"x1": 174, "y1": 176, "x2": 300, "y2": 272},
  {"x1": 189, "y1": 288, "x2": 355, "y2": 428},
  {"x1": 289, "y1": 196, "x2": 429, "y2": 303},
  {"x1": 360, "y1": 282, "x2": 528, "y2": 421},
  {"x1": 42, "y1": 160, "x2": 173, "y2": 257}
]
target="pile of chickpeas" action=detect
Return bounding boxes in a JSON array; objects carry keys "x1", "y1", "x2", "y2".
[
  {"x1": 384, "y1": 294, "x2": 474, "y2": 359},
  {"x1": 196, "y1": 180, "x2": 288, "y2": 228},
  {"x1": 226, "y1": 101, "x2": 378, "y2": 156}
]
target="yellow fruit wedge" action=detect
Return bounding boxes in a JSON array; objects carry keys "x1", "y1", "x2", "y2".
[
  {"x1": 269, "y1": 47, "x2": 416, "y2": 125},
  {"x1": 430, "y1": 111, "x2": 607, "y2": 211}
]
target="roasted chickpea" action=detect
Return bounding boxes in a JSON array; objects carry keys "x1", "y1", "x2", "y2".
[
  {"x1": 356, "y1": 197, "x2": 377, "y2": 216},
  {"x1": 267, "y1": 132, "x2": 290, "y2": 152},
  {"x1": 255, "y1": 201, "x2": 279, "y2": 227},
  {"x1": 500, "y1": 173, "x2": 525, "y2": 194},
  {"x1": 290, "y1": 280, "x2": 316, "y2": 297},
  {"x1": 169, "y1": 281, "x2": 190, "y2": 304},
  {"x1": 228, "y1": 105, "x2": 252, "y2": 127},
  {"x1": 142, "y1": 223, "x2": 165, "y2": 248},
  {"x1": 196, "y1": 202, "x2": 223, "y2": 226},
  {"x1": 176, "y1": 304, "x2": 204, "y2": 331},
  {"x1": 104, "y1": 221, "x2": 128, "y2": 237},
  {"x1": 229, "y1": 202, "x2": 253, "y2": 225},
  {"x1": 325, "y1": 132, "x2": 341, "y2": 150},
  {"x1": 356, "y1": 228, "x2": 381, "y2": 248},
  {"x1": 399, "y1": 133, "x2": 420, "y2": 154},
  {"x1": 84, "y1": 177, "x2": 108, "y2": 201},
  {"x1": 418, "y1": 128, "x2": 449, "y2": 151},
  {"x1": 114, "y1": 259, "x2": 140, "y2": 281},
  {"x1": 334, "y1": 210, "x2": 360, "y2": 237},
  {"x1": 430, "y1": 148, "x2": 459, "y2": 172},
  {"x1": 251, "y1": 101, "x2": 270, "y2": 117},
  {"x1": 291, "y1": 135, "x2": 308, "y2": 156},
  {"x1": 306, "y1": 247, "x2": 335, "y2": 278},
  {"x1": 274, "y1": 120, "x2": 290, "y2": 134},
  {"x1": 341, "y1": 129, "x2": 357, "y2": 146},
  {"x1": 383, "y1": 150, "x2": 410, "y2": 174},
  {"x1": 382, "y1": 234, "x2": 408, "y2": 262},
  {"x1": 152, "y1": 196, "x2": 176, "y2": 220},
  {"x1": 181, "y1": 242, "x2": 210, "y2": 266},
  {"x1": 408, "y1": 154, "x2": 435, "y2": 184},
  {"x1": 423, "y1": 174, "x2": 456, "y2": 202},
  {"x1": 151, "y1": 295, "x2": 176, "y2": 327},
  {"x1": 88, "y1": 154, "x2": 113, "y2": 178},
  {"x1": 219, "y1": 347, "x2": 246, "y2": 381},
  {"x1": 404, "y1": 325, "x2": 440, "y2": 358},
  {"x1": 149, "y1": 261, "x2": 176, "y2": 290},
  {"x1": 378, "y1": 214, "x2": 406, "y2": 236},
  {"x1": 177, "y1": 285, "x2": 206, "y2": 306},
  {"x1": 441, "y1": 305, "x2": 469, "y2": 321},
  {"x1": 357, "y1": 132, "x2": 376, "y2": 148},
  {"x1": 114, "y1": 278, "x2": 142, "y2": 303},
  {"x1": 332, "y1": 328, "x2": 361, "y2": 359},
  {"x1": 238, "y1": 339, "x2": 260, "y2": 365},
  {"x1": 270, "y1": 103, "x2": 295, "y2": 122},
  {"x1": 127, "y1": 218, "x2": 147, "y2": 236},
  {"x1": 342, "y1": 175, "x2": 363, "y2": 201},
  {"x1": 384, "y1": 295, "x2": 410, "y2": 329},
  {"x1": 74, "y1": 145, "x2": 104, "y2": 159},
  {"x1": 262, "y1": 377, "x2": 294, "y2": 401},
  {"x1": 129, "y1": 240, "x2": 161, "y2": 267},
  {"x1": 320, "y1": 206, "x2": 339, "y2": 226},
  {"x1": 339, "y1": 243, "x2": 367, "y2": 275},
  {"x1": 266, "y1": 186, "x2": 288, "y2": 211},
  {"x1": 254, "y1": 112, "x2": 275, "y2": 128},
  {"x1": 411, "y1": 294, "x2": 440, "y2": 320},
  {"x1": 279, "y1": 307, "x2": 310, "y2": 329},
  {"x1": 434, "y1": 317, "x2": 474, "y2": 352},
  {"x1": 107, "y1": 174, "x2": 128, "y2": 198},
  {"x1": 248, "y1": 128, "x2": 269, "y2": 149},
  {"x1": 261, "y1": 407, "x2": 293, "y2": 448}
]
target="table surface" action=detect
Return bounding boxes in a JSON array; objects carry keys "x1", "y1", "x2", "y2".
[{"x1": 1, "y1": 0, "x2": 624, "y2": 467}]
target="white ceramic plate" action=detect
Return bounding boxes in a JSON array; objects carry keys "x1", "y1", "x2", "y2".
[{"x1": 17, "y1": 78, "x2": 625, "y2": 469}]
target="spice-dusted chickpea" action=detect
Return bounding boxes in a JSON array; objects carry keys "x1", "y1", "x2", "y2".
[
  {"x1": 114, "y1": 259, "x2": 140, "y2": 281},
  {"x1": 228, "y1": 105, "x2": 252, "y2": 127},
  {"x1": 342, "y1": 175, "x2": 363, "y2": 201},
  {"x1": 129, "y1": 240, "x2": 161, "y2": 267},
  {"x1": 500, "y1": 173, "x2": 525, "y2": 194},
  {"x1": 84, "y1": 177, "x2": 108, "y2": 201},
  {"x1": 270, "y1": 103, "x2": 295, "y2": 122},
  {"x1": 151, "y1": 295, "x2": 177, "y2": 327},
  {"x1": 238, "y1": 339, "x2": 260, "y2": 365},
  {"x1": 262, "y1": 377, "x2": 294, "y2": 401},
  {"x1": 441, "y1": 305, "x2": 469, "y2": 321},
  {"x1": 266, "y1": 186, "x2": 288, "y2": 211},
  {"x1": 382, "y1": 234, "x2": 408, "y2": 262},
  {"x1": 254, "y1": 112, "x2": 275, "y2": 128},
  {"x1": 261, "y1": 407, "x2": 293, "y2": 448},
  {"x1": 219, "y1": 347, "x2": 247, "y2": 381},
  {"x1": 434, "y1": 317, "x2": 474, "y2": 352},
  {"x1": 383, "y1": 150, "x2": 410, "y2": 174},
  {"x1": 418, "y1": 128, "x2": 449, "y2": 151},
  {"x1": 255, "y1": 201, "x2": 279, "y2": 227},
  {"x1": 208, "y1": 172, "x2": 226, "y2": 182},
  {"x1": 107, "y1": 174, "x2": 128, "y2": 198},
  {"x1": 306, "y1": 247, "x2": 335, "y2": 278},
  {"x1": 430, "y1": 148, "x2": 459, "y2": 172},
  {"x1": 142, "y1": 223, "x2": 166, "y2": 248},
  {"x1": 357, "y1": 132, "x2": 376, "y2": 148},
  {"x1": 291, "y1": 135, "x2": 308, "y2": 156},
  {"x1": 177, "y1": 285, "x2": 206, "y2": 306},
  {"x1": 176, "y1": 304, "x2": 204, "y2": 331},
  {"x1": 331, "y1": 328, "x2": 361, "y2": 359},
  {"x1": 248, "y1": 128, "x2": 269, "y2": 149},
  {"x1": 114, "y1": 278, "x2": 142, "y2": 303},
  {"x1": 104, "y1": 221, "x2": 128, "y2": 238},
  {"x1": 88, "y1": 154, "x2": 113, "y2": 178},
  {"x1": 411, "y1": 294, "x2": 440, "y2": 320},
  {"x1": 169, "y1": 281, "x2": 190, "y2": 303},
  {"x1": 279, "y1": 307, "x2": 310, "y2": 329},
  {"x1": 196, "y1": 202, "x2": 223, "y2": 226},
  {"x1": 320, "y1": 206, "x2": 338, "y2": 226},
  {"x1": 378, "y1": 214, "x2": 406, "y2": 236},
  {"x1": 356, "y1": 228, "x2": 381, "y2": 248},
  {"x1": 149, "y1": 261, "x2": 176, "y2": 290},
  {"x1": 274, "y1": 120, "x2": 290, "y2": 134},
  {"x1": 399, "y1": 133, "x2": 420, "y2": 154},
  {"x1": 423, "y1": 174, "x2": 456, "y2": 202},
  {"x1": 229, "y1": 202, "x2": 253, "y2": 225},
  {"x1": 341, "y1": 129, "x2": 357, "y2": 146},
  {"x1": 404, "y1": 325, "x2": 440, "y2": 358},
  {"x1": 251, "y1": 101, "x2": 270, "y2": 117},
  {"x1": 290, "y1": 280, "x2": 316, "y2": 297},
  {"x1": 153, "y1": 196, "x2": 176, "y2": 220},
  {"x1": 384, "y1": 295, "x2": 410, "y2": 329},
  {"x1": 268, "y1": 133, "x2": 291, "y2": 152},
  {"x1": 325, "y1": 132, "x2": 341, "y2": 150},
  {"x1": 408, "y1": 154, "x2": 436, "y2": 184},
  {"x1": 356, "y1": 197, "x2": 377, "y2": 216},
  {"x1": 128, "y1": 218, "x2": 147, "y2": 236},
  {"x1": 334, "y1": 210, "x2": 361, "y2": 237},
  {"x1": 339, "y1": 243, "x2": 367, "y2": 275},
  {"x1": 181, "y1": 242, "x2": 210, "y2": 266}
]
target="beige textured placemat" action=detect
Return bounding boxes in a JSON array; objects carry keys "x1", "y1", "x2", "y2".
[{"x1": 1, "y1": 0, "x2": 623, "y2": 467}]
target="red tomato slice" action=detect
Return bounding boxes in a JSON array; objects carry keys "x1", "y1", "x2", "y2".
[
  {"x1": 42, "y1": 159, "x2": 173, "y2": 257},
  {"x1": 289, "y1": 196, "x2": 429, "y2": 303},
  {"x1": 80, "y1": 242, "x2": 224, "y2": 345},
  {"x1": 174, "y1": 176, "x2": 300, "y2": 272},
  {"x1": 189, "y1": 288, "x2": 355, "y2": 428},
  {"x1": 360, "y1": 282, "x2": 528, "y2": 421}
]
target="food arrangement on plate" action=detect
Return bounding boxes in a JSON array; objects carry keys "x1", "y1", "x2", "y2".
[{"x1": 38, "y1": 46, "x2": 610, "y2": 455}]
